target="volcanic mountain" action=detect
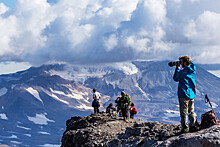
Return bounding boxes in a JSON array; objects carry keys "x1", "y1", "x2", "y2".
[{"x1": 0, "y1": 61, "x2": 219, "y2": 146}]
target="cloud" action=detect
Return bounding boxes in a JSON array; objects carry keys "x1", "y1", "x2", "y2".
[
  {"x1": 0, "y1": 3, "x2": 8, "y2": 15},
  {"x1": 0, "y1": 0, "x2": 220, "y2": 65},
  {"x1": 184, "y1": 11, "x2": 220, "y2": 45}
]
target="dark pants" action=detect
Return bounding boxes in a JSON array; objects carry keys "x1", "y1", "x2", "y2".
[
  {"x1": 121, "y1": 107, "x2": 128, "y2": 119},
  {"x1": 94, "y1": 106, "x2": 99, "y2": 113},
  {"x1": 130, "y1": 113, "x2": 134, "y2": 119}
]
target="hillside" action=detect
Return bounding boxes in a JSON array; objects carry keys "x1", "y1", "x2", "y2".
[{"x1": 61, "y1": 113, "x2": 220, "y2": 147}]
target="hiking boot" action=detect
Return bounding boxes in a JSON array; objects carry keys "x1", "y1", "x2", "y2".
[
  {"x1": 189, "y1": 125, "x2": 200, "y2": 133},
  {"x1": 189, "y1": 121, "x2": 200, "y2": 132},
  {"x1": 181, "y1": 128, "x2": 189, "y2": 133}
]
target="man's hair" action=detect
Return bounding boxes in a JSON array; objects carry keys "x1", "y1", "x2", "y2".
[
  {"x1": 180, "y1": 56, "x2": 191, "y2": 66},
  {"x1": 131, "y1": 103, "x2": 134, "y2": 106},
  {"x1": 93, "y1": 89, "x2": 96, "y2": 92}
]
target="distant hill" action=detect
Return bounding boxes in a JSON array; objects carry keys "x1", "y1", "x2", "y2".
[{"x1": 198, "y1": 64, "x2": 220, "y2": 70}]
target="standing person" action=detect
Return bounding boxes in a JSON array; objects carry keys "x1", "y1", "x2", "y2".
[
  {"x1": 115, "y1": 96, "x2": 122, "y2": 117},
  {"x1": 173, "y1": 56, "x2": 198, "y2": 133},
  {"x1": 130, "y1": 103, "x2": 137, "y2": 119},
  {"x1": 92, "y1": 89, "x2": 101, "y2": 114},
  {"x1": 120, "y1": 92, "x2": 129, "y2": 121}
]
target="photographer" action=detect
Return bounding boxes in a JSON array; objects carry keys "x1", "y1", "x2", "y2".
[{"x1": 173, "y1": 56, "x2": 198, "y2": 133}]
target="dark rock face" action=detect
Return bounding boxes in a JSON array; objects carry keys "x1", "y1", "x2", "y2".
[
  {"x1": 159, "y1": 125, "x2": 220, "y2": 147},
  {"x1": 61, "y1": 113, "x2": 180, "y2": 147},
  {"x1": 61, "y1": 113, "x2": 220, "y2": 147}
]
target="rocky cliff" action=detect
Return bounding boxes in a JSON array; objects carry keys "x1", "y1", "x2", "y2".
[{"x1": 61, "y1": 113, "x2": 220, "y2": 147}]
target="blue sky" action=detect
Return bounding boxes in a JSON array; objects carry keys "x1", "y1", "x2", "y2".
[
  {"x1": 1, "y1": 0, "x2": 220, "y2": 74},
  {"x1": 0, "y1": 0, "x2": 14, "y2": 7}
]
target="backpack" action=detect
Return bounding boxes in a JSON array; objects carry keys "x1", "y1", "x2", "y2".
[
  {"x1": 130, "y1": 107, "x2": 137, "y2": 114},
  {"x1": 200, "y1": 94, "x2": 219, "y2": 129},
  {"x1": 97, "y1": 99, "x2": 101, "y2": 105},
  {"x1": 126, "y1": 94, "x2": 131, "y2": 105},
  {"x1": 201, "y1": 110, "x2": 219, "y2": 129}
]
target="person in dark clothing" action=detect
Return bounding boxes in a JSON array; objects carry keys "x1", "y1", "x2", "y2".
[
  {"x1": 130, "y1": 103, "x2": 137, "y2": 119},
  {"x1": 115, "y1": 96, "x2": 122, "y2": 116},
  {"x1": 119, "y1": 92, "x2": 129, "y2": 121},
  {"x1": 106, "y1": 103, "x2": 116, "y2": 113}
]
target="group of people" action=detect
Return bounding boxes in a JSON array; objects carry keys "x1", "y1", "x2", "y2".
[
  {"x1": 92, "y1": 89, "x2": 137, "y2": 120},
  {"x1": 92, "y1": 56, "x2": 199, "y2": 133}
]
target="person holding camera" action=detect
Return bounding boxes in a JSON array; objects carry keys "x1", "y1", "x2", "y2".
[{"x1": 173, "y1": 56, "x2": 198, "y2": 133}]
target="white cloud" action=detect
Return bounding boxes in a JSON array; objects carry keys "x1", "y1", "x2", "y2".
[
  {"x1": 104, "y1": 34, "x2": 118, "y2": 51},
  {"x1": 113, "y1": 62, "x2": 138, "y2": 75},
  {"x1": 0, "y1": 3, "x2": 9, "y2": 15},
  {"x1": 190, "y1": 0, "x2": 200, "y2": 3},
  {"x1": 173, "y1": 0, "x2": 182, "y2": 3},
  {"x1": 0, "y1": 0, "x2": 220, "y2": 65},
  {"x1": 183, "y1": 11, "x2": 220, "y2": 63},
  {"x1": 184, "y1": 11, "x2": 220, "y2": 45}
]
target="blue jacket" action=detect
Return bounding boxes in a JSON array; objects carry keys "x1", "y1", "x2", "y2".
[{"x1": 173, "y1": 61, "x2": 196, "y2": 99}]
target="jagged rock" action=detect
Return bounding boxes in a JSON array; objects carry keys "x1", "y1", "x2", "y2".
[
  {"x1": 159, "y1": 125, "x2": 220, "y2": 147},
  {"x1": 61, "y1": 113, "x2": 220, "y2": 147}
]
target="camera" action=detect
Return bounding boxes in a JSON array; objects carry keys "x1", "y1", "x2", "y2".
[{"x1": 168, "y1": 61, "x2": 181, "y2": 67}]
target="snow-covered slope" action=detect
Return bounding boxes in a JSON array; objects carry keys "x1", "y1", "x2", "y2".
[{"x1": 0, "y1": 65, "x2": 110, "y2": 146}]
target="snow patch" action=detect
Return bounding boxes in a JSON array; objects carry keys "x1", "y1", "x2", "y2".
[
  {"x1": 47, "y1": 92, "x2": 69, "y2": 104},
  {"x1": 39, "y1": 144, "x2": 60, "y2": 147},
  {"x1": 11, "y1": 84, "x2": 17, "y2": 89},
  {"x1": 68, "y1": 88, "x2": 89, "y2": 101},
  {"x1": 38, "y1": 131, "x2": 50, "y2": 135},
  {"x1": 50, "y1": 88, "x2": 89, "y2": 103},
  {"x1": 76, "y1": 103, "x2": 93, "y2": 110},
  {"x1": 17, "y1": 125, "x2": 31, "y2": 130},
  {"x1": 0, "y1": 87, "x2": 7, "y2": 96},
  {"x1": 27, "y1": 114, "x2": 55, "y2": 125},
  {"x1": 134, "y1": 83, "x2": 150, "y2": 100},
  {"x1": 26, "y1": 87, "x2": 43, "y2": 104},
  {"x1": 163, "y1": 110, "x2": 179, "y2": 118},
  {"x1": 212, "y1": 102, "x2": 218, "y2": 108},
  {"x1": 8, "y1": 135, "x2": 18, "y2": 139},
  {"x1": 23, "y1": 134, "x2": 31, "y2": 137},
  {"x1": 10, "y1": 141, "x2": 22, "y2": 144},
  {"x1": 208, "y1": 70, "x2": 220, "y2": 78},
  {"x1": 206, "y1": 102, "x2": 218, "y2": 108},
  {"x1": 0, "y1": 113, "x2": 8, "y2": 120}
]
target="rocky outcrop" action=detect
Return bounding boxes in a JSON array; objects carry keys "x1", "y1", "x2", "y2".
[
  {"x1": 159, "y1": 125, "x2": 220, "y2": 147},
  {"x1": 61, "y1": 113, "x2": 220, "y2": 147}
]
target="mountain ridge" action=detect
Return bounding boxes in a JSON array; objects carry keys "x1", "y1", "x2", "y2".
[{"x1": 0, "y1": 61, "x2": 220, "y2": 146}]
